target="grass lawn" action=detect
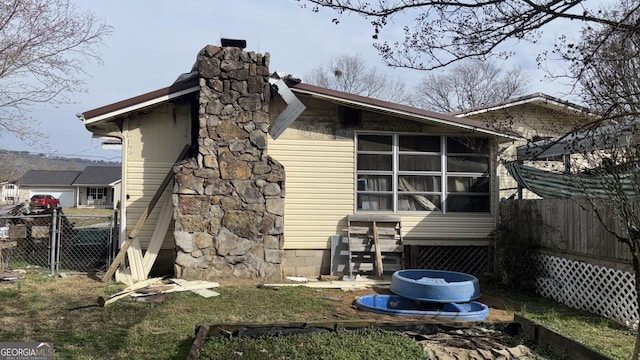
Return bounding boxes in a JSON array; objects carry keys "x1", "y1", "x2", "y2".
[{"x1": 0, "y1": 274, "x2": 635, "y2": 359}]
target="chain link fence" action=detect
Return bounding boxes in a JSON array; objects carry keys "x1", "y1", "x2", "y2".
[{"x1": 0, "y1": 208, "x2": 118, "y2": 275}]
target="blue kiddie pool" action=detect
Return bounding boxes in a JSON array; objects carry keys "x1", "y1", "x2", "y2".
[
  {"x1": 355, "y1": 294, "x2": 489, "y2": 321},
  {"x1": 390, "y1": 269, "x2": 481, "y2": 303}
]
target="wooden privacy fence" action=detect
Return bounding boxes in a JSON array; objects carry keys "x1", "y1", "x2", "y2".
[
  {"x1": 499, "y1": 198, "x2": 637, "y2": 328},
  {"x1": 499, "y1": 198, "x2": 633, "y2": 269}
]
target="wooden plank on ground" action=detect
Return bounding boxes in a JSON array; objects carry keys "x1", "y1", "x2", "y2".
[
  {"x1": 187, "y1": 324, "x2": 210, "y2": 360},
  {"x1": 109, "y1": 276, "x2": 166, "y2": 298},
  {"x1": 105, "y1": 277, "x2": 167, "y2": 305},
  {"x1": 170, "y1": 278, "x2": 220, "y2": 297},
  {"x1": 262, "y1": 280, "x2": 389, "y2": 290}
]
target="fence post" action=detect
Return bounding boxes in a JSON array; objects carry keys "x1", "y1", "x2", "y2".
[
  {"x1": 49, "y1": 209, "x2": 57, "y2": 276},
  {"x1": 55, "y1": 211, "x2": 62, "y2": 274}
]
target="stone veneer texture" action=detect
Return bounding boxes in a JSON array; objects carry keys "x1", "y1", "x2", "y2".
[{"x1": 172, "y1": 45, "x2": 285, "y2": 280}]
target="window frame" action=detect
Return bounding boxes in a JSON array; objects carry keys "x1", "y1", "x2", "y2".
[
  {"x1": 87, "y1": 187, "x2": 106, "y2": 200},
  {"x1": 355, "y1": 133, "x2": 492, "y2": 214}
]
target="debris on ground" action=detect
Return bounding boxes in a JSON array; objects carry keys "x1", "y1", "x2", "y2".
[
  {"x1": 104, "y1": 277, "x2": 220, "y2": 305},
  {"x1": 0, "y1": 271, "x2": 18, "y2": 282},
  {"x1": 262, "y1": 276, "x2": 390, "y2": 291},
  {"x1": 410, "y1": 326, "x2": 547, "y2": 360}
]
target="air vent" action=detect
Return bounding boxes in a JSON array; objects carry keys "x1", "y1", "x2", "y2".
[{"x1": 339, "y1": 106, "x2": 362, "y2": 128}]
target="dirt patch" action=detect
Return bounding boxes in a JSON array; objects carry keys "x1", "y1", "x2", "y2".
[
  {"x1": 215, "y1": 277, "x2": 516, "y2": 324},
  {"x1": 329, "y1": 286, "x2": 514, "y2": 322}
]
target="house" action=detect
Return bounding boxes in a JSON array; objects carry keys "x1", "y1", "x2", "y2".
[
  {"x1": 73, "y1": 166, "x2": 122, "y2": 208},
  {"x1": 454, "y1": 93, "x2": 593, "y2": 199},
  {"x1": 0, "y1": 181, "x2": 19, "y2": 205},
  {"x1": 18, "y1": 166, "x2": 121, "y2": 209},
  {"x1": 79, "y1": 43, "x2": 517, "y2": 281}
]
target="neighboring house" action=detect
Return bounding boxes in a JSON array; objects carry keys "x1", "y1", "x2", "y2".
[
  {"x1": 73, "y1": 166, "x2": 122, "y2": 208},
  {"x1": 79, "y1": 43, "x2": 517, "y2": 281},
  {"x1": 18, "y1": 167, "x2": 121, "y2": 209},
  {"x1": 0, "y1": 181, "x2": 20, "y2": 205},
  {"x1": 454, "y1": 93, "x2": 593, "y2": 199}
]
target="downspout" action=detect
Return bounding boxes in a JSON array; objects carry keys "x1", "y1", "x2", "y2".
[{"x1": 118, "y1": 134, "x2": 128, "y2": 247}]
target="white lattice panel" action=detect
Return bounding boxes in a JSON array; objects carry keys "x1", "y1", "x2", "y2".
[{"x1": 535, "y1": 254, "x2": 638, "y2": 329}]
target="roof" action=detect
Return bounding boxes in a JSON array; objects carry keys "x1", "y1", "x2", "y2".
[
  {"x1": 452, "y1": 92, "x2": 593, "y2": 117},
  {"x1": 20, "y1": 170, "x2": 82, "y2": 186},
  {"x1": 289, "y1": 83, "x2": 517, "y2": 138},
  {"x1": 81, "y1": 75, "x2": 518, "y2": 139},
  {"x1": 72, "y1": 166, "x2": 121, "y2": 186},
  {"x1": 19, "y1": 167, "x2": 121, "y2": 187}
]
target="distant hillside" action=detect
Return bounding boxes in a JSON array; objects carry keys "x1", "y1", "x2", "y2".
[{"x1": 0, "y1": 150, "x2": 120, "y2": 182}]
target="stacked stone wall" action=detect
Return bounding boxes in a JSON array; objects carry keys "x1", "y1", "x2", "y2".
[{"x1": 173, "y1": 45, "x2": 285, "y2": 280}]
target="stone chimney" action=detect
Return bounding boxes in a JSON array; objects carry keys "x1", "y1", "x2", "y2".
[{"x1": 172, "y1": 44, "x2": 285, "y2": 280}]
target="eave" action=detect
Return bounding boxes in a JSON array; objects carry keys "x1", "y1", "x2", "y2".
[
  {"x1": 81, "y1": 77, "x2": 199, "y2": 124},
  {"x1": 291, "y1": 83, "x2": 519, "y2": 140}
]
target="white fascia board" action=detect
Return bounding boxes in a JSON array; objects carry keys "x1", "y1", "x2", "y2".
[
  {"x1": 458, "y1": 97, "x2": 589, "y2": 117},
  {"x1": 84, "y1": 86, "x2": 199, "y2": 124}
]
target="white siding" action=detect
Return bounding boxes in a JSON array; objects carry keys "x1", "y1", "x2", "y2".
[
  {"x1": 123, "y1": 102, "x2": 191, "y2": 249},
  {"x1": 269, "y1": 138, "x2": 355, "y2": 249}
]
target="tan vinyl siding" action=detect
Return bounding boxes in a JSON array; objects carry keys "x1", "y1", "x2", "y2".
[
  {"x1": 268, "y1": 138, "x2": 354, "y2": 249},
  {"x1": 400, "y1": 213, "x2": 495, "y2": 241},
  {"x1": 123, "y1": 102, "x2": 191, "y2": 250}
]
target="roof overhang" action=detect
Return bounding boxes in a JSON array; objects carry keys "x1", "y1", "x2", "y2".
[
  {"x1": 81, "y1": 75, "x2": 518, "y2": 141},
  {"x1": 291, "y1": 83, "x2": 518, "y2": 139},
  {"x1": 81, "y1": 78, "x2": 199, "y2": 125},
  {"x1": 455, "y1": 93, "x2": 593, "y2": 118}
]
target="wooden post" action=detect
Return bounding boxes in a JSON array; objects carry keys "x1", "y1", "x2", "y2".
[{"x1": 372, "y1": 222, "x2": 384, "y2": 279}]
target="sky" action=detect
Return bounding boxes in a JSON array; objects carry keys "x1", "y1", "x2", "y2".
[{"x1": 2, "y1": 0, "x2": 587, "y2": 161}]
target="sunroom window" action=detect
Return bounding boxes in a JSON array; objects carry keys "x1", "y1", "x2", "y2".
[{"x1": 356, "y1": 134, "x2": 490, "y2": 213}]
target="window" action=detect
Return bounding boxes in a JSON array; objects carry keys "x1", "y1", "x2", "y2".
[
  {"x1": 88, "y1": 187, "x2": 106, "y2": 200},
  {"x1": 356, "y1": 134, "x2": 491, "y2": 213}
]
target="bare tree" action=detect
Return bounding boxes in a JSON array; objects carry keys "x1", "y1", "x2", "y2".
[
  {"x1": 305, "y1": 54, "x2": 410, "y2": 103},
  {"x1": 298, "y1": 1, "x2": 639, "y2": 73},
  {"x1": 557, "y1": 2, "x2": 640, "y2": 355},
  {"x1": 411, "y1": 59, "x2": 529, "y2": 112},
  {"x1": 0, "y1": 0, "x2": 111, "y2": 144}
]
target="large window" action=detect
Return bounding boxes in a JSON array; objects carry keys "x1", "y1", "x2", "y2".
[{"x1": 356, "y1": 134, "x2": 491, "y2": 213}]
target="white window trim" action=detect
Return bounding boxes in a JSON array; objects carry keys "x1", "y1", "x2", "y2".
[{"x1": 355, "y1": 132, "x2": 491, "y2": 214}]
